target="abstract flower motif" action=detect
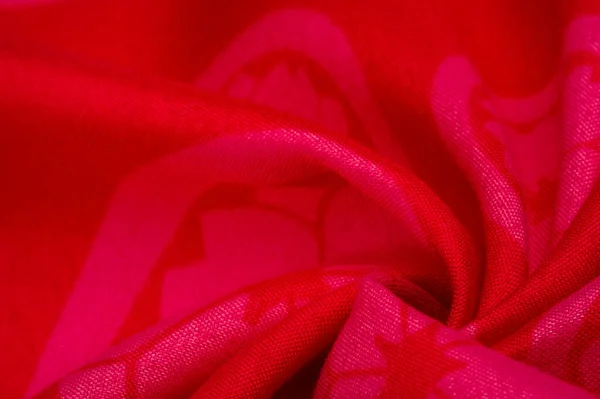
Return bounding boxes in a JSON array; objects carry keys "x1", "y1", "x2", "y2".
[
  {"x1": 223, "y1": 57, "x2": 359, "y2": 142},
  {"x1": 319, "y1": 301, "x2": 470, "y2": 399},
  {"x1": 493, "y1": 278, "x2": 600, "y2": 394},
  {"x1": 433, "y1": 56, "x2": 561, "y2": 210},
  {"x1": 242, "y1": 268, "x2": 363, "y2": 325},
  {"x1": 370, "y1": 324, "x2": 469, "y2": 399},
  {"x1": 432, "y1": 50, "x2": 568, "y2": 277},
  {"x1": 50, "y1": 298, "x2": 255, "y2": 399},
  {"x1": 117, "y1": 176, "x2": 343, "y2": 339},
  {"x1": 8, "y1": 4, "x2": 600, "y2": 399},
  {"x1": 468, "y1": 86, "x2": 520, "y2": 191},
  {"x1": 197, "y1": 9, "x2": 404, "y2": 161},
  {"x1": 468, "y1": 84, "x2": 560, "y2": 194},
  {"x1": 431, "y1": 55, "x2": 558, "y2": 261},
  {"x1": 39, "y1": 268, "x2": 366, "y2": 399},
  {"x1": 28, "y1": 9, "x2": 416, "y2": 394}
]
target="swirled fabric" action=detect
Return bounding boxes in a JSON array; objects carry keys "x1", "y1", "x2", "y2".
[{"x1": 1, "y1": 1, "x2": 600, "y2": 398}]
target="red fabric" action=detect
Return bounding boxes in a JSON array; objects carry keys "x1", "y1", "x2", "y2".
[{"x1": 1, "y1": 0, "x2": 600, "y2": 398}]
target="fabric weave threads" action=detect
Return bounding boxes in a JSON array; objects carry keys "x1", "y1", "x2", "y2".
[{"x1": 2, "y1": 1, "x2": 600, "y2": 398}]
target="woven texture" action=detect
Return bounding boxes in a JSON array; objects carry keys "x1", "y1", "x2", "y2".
[{"x1": 1, "y1": 1, "x2": 600, "y2": 398}]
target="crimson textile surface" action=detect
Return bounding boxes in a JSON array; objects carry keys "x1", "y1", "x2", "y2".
[{"x1": 2, "y1": 0, "x2": 600, "y2": 398}]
